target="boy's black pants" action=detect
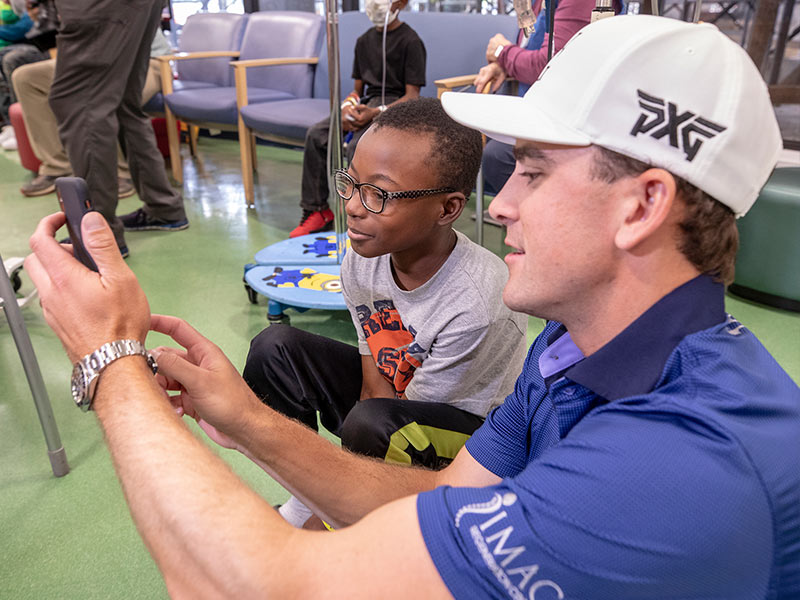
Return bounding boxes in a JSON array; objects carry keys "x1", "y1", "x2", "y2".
[{"x1": 242, "y1": 325, "x2": 484, "y2": 469}]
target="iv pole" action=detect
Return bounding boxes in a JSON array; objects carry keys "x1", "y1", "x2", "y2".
[{"x1": 325, "y1": 0, "x2": 346, "y2": 265}]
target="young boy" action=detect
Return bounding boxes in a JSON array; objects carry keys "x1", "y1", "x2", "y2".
[
  {"x1": 243, "y1": 97, "x2": 527, "y2": 527},
  {"x1": 290, "y1": 0, "x2": 426, "y2": 237}
]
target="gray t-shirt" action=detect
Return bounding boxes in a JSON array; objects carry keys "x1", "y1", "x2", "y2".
[{"x1": 341, "y1": 230, "x2": 527, "y2": 417}]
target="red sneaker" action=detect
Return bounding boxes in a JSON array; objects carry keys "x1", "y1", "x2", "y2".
[{"x1": 290, "y1": 208, "x2": 335, "y2": 238}]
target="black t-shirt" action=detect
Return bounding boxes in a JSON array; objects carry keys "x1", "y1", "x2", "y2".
[{"x1": 351, "y1": 21, "x2": 426, "y2": 103}]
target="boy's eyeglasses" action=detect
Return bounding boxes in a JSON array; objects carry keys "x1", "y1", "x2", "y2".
[{"x1": 333, "y1": 169, "x2": 455, "y2": 215}]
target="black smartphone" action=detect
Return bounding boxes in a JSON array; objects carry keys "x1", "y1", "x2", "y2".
[{"x1": 55, "y1": 177, "x2": 99, "y2": 272}]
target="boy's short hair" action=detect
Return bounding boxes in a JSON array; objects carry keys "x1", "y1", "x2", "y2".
[{"x1": 373, "y1": 97, "x2": 482, "y2": 197}]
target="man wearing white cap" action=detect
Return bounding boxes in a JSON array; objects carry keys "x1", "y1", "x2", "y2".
[{"x1": 24, "y1": 15, "x2": 800, "y2": 598}]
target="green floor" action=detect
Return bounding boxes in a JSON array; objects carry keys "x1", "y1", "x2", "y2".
[{"x1": 1, "y1": 137, "x2": 798, "y2": 599}]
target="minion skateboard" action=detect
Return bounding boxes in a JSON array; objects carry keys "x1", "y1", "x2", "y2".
[{"x1": 244, "y1": 233, "x2": 348, "y2": 324}]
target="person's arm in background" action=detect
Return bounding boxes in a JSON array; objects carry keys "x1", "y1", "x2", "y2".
[
  {"x1": 341, "y1": 80, "x2": 364, "y2": 132},
  {"x1": 0, "y1": 12, "x2": 32, "y2": 41},
  {"x1": 349, "y1": 82, "x2": 421, "y2": 129},
  {"x1": 497, "y1": 0, "x2": 593, "y2": 83}
]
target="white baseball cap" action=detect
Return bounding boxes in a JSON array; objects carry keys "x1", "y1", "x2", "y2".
[{"x1": 442, "y1": 15, "x2": 782, "y2": 217}]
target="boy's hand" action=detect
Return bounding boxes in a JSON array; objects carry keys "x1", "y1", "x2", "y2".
[
  {"x1": 150, "y1": 315, "x2": 263, "y2": 451},
  {"x1": 349, "y1": 104, "x2": 378, "y2": 128},
  {"x1": 341, "y1": 104, "x2": 358, "y2": 132}
]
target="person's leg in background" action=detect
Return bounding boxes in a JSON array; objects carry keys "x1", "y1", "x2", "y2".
[
  {"x1": 11, "y1": 59, "x2": 71, "y2": 194},
  {"x1": 114, "y1": 57, "x2": 165, "y2": 201},
  {"x1": 49, "y1": 1, "x2": 138, "y2": 251},
  {"x1": 13, "y1": 58, "x2": 141, "y2": 198},
  {"x1": 482, "y1": 138, "x2": 516, "y2": 197},
  {"x1": 117, "y1": 12, "x2": 187, "y2": 231},
  {"x1": 292, "y1": 117, "x2": 335, "y2": 237},
  {"x1": 0, "y1": 43, "x2": 48, "y2": 148},
  {"x1": 48, "y1": 0, "x2": 183, "y2": 253}
]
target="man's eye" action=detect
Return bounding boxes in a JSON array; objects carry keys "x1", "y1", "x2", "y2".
[{"x1": 520, "y1": 172, "x2": 542, "y2": 184}]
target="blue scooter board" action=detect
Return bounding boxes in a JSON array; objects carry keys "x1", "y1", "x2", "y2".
[
  {"x1": 244, "y1": 263, "x2": 347, "y2": 322},
  {"x1": 254, "y1": 233, "x2": 350, "y2": 266}
]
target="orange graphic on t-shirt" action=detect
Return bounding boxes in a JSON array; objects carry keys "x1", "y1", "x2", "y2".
[{"x1": 359, "y1": 302, "x2": 421, "y2": 396}]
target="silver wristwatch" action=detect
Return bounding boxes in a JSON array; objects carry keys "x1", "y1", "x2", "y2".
[{"x1": 71, "y1": 339, "x2": 158, "y2": 411}]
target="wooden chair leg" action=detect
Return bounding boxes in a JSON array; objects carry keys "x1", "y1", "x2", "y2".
[
  {"x1": 238, "y1": 115, "x2": 255, "y2": 208},
  {"x1": 165, "y1": 106, "x2": 182, "y2": 184},
  {"x1": 189, "y1": 125, "x2": 200, "y2": 157},
  {"x1": 250, "y1": 133, "x2": 258, "y2": 172}
]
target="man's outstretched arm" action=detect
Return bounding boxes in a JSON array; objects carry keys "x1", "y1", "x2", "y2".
[
  {"x1": 91, "y1": 355, "x2": 451, "y2": 598},
  {"x1": 24, "y1": 212, "x2": 496, "y2": 596}
]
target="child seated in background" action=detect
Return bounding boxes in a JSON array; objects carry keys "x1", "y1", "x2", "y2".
[
  {"x1": 290, "y1": 0, "x2": 426, "y2": 237},
  {"x1": 243, "y1": 97, "x2": 527, "y2": 528}
]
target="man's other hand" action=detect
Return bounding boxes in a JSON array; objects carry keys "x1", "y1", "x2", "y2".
[
  {"x1": 474, "y1": 62, "x2": 508, "y2": 94},
  {"x1": 486, "y1": 33, "x2": 513, "y2": 63},
  {"x1": 25, "y1": 212, "x2": 150, "y2": 362},
  {"x1": 150, "y1": 315, "x2": 263, "y2": 451}
]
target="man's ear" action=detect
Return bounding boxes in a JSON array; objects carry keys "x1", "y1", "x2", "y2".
[
  {"x1": 438, "y1": 192, "x2": 466, "y2": 226},
  {"x1": 614, "y1": 168, "x2": 677, "y2": 251}
]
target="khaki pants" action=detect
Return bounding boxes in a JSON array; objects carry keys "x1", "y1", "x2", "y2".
[{"x1": 12, "y1": 57, "x2": 162, "y2": 178}]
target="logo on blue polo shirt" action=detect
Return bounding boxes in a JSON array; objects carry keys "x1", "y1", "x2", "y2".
[{"x1": 455, "y1": 491, "x2": 565, "y2": 599}]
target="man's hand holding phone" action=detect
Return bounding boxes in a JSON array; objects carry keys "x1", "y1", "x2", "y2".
[
  {"x1": 25, "y1": 211, "x2": 151, "y2": 363},
  {"x1": 56, "y1": 177, "x2": 99, "y2": 272}
]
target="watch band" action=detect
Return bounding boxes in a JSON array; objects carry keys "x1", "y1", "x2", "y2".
[
  {"x1": 71, "y1": 339, "x2": 158, "y2": 412},
  {"x1": 494, "y1": 44, "x2": 505, "y2": 59}
]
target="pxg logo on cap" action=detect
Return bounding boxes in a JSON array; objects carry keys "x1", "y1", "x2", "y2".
[{"x1": 630, "y1": 90, "x2": 727, "y2": 163}]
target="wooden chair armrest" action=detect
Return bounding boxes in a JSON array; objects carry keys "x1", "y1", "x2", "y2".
[
  {"x1": 435, "y1": 74, "x2": 479, "y2": 91},
  {"x1": 157, "y1": 51, "x2": 241, "y2": 63},
  {"x1": 232, "y1": 58, "x2": 319, "y2": 110},
  {"x1": 769, "y1": 84, "x2": 800, "y2": 106},
  {"x1": 435, "y1": 74, "x2": 519, "y2": 98},
  {"x1": 159, "y1": 57, "x2": 175, "y2": 95},
  {"x1": 231, "y1": 57, "x2": 319, "y2": 70}
]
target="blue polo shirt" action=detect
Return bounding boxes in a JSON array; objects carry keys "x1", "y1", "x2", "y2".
[{"x1": 417, "y1": 275, "x2": 800, "y2": 599}]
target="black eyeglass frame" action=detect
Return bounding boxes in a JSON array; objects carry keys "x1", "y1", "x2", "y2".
[{"x1": 333, "y1": 169, "x2": 456, "y2": 214}]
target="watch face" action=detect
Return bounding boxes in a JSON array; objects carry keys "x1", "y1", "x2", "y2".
[{"x1": 71, "y1": 363, "x2": 87, "y2": 408}]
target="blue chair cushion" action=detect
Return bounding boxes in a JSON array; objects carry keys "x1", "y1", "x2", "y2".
[
  {"x1": 241, "y1": 98, "x2": 330, "y2": 142},
  {"x1": 165, "y1": 86, "x2": 294, "y2": 125},
  {"x1": 144, "y1": 80, "x2": 217, "y2": 113}
]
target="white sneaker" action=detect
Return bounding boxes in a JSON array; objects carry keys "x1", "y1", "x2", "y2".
[
  {"x1": 1, "y1": 135, "x2": 17, "y2": 151},
  {"x1": 0, "y1": 125, "x2": 14, "y2": 143}
]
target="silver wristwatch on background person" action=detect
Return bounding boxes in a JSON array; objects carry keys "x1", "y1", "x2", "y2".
[{"x1": 71, "y1": 339, "x2": 158, "y2": 411}]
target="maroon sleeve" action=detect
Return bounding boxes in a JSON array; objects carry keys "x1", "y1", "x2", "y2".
[{"x1": 498, "y1": 0, "x2": 594, "y2": 84}]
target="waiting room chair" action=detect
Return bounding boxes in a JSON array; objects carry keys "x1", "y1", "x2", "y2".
[
  {"x1": 236, "y1": 11, "x2": 368, "y2": 206},
  {"x1": 149, "y1": 12, "x2": 250, "y2": 183},
  {"x1": 161, "y1": 11, "x2": 324, "y2": 191}
]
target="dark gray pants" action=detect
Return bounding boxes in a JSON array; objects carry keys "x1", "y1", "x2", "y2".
[
  {"x1": 300, "y1": 96, "x2": 398, "y2": 212},
  {"x1": 482, "y1": 138, "x2": 516, "y2": 196},
  {"x1": 243, "y1": 325, "x2": 484, "y2": 469},
  {"x1": 49, "y1": 0, "x2": 185, "y2": 248}
]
